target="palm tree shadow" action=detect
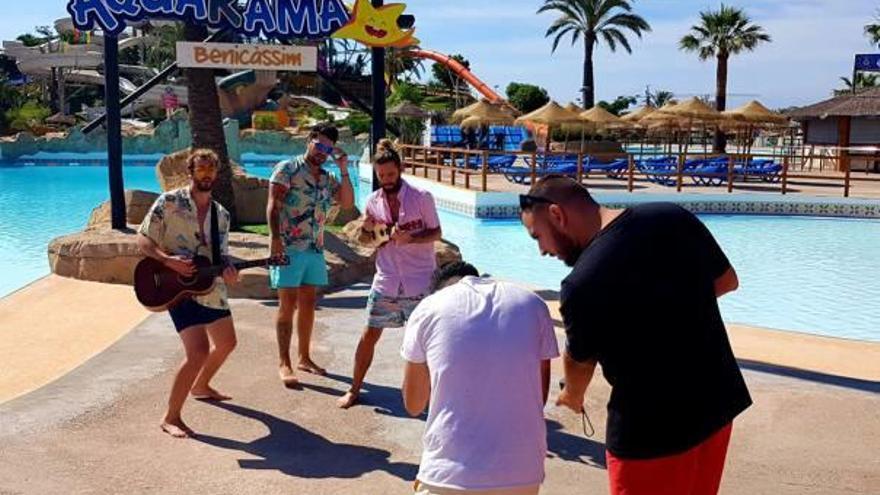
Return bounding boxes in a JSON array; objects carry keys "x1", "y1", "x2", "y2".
[
  {"x1": 194, "y1": 401, "x2": 418, "y2": 480},
  {"x1": 545, "y1": 419, "x2": 606, "y2": 469}
]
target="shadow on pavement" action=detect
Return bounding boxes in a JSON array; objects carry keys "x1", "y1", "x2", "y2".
[
  {"x1": 195, "y1": 401, "x2": 418, "y2": 481},
  {"x1": 546, "y1": 419, "x2": 607, "y2": 469},
  {"x1": 301, "y1": 373, "x2": 426, "y2": 420},
  {"x1": 739, "y1": 359, "x2": 880, "y2": 394}
]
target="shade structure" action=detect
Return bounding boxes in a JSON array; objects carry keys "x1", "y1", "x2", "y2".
[
  {"x1": 451, "y1": 99, "x2": 513, "y2": 125},
  {"x1": 640, "y1": 102, "x2": 681, "y2": 125},
  {"x1": 565, "y1": 102, "x2": 584, "y2": 114},
  {"x1": 621, "y1": 105, "x2": 655, "y2": 122},
  {"x1": 460, "y1": 114, "x2": 515, "y2": 128},
  {"x1": 387, "y1": 101, "x2": 430, "y2": 119},
  {"x1": 659, "y1": 97, "x2": 722, "y2": 122},
  {"x1": 579, "y1": 106, "x2": 626, "y2": 130},
  {"x1": 723, "y1": 100, "x2": 789, "y2": 126},
  {"x1": 515, "y1": 101, "x2": 582, "y2": 126}
]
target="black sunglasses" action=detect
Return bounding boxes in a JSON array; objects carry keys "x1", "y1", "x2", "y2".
[{"x1": 519, "y1": 194, "x2": 556, "y2": 210}]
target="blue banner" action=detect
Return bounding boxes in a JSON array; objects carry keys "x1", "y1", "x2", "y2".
[
  {"x1": 854, "y1": 54, "x2": 880, "y2": 72},
  {"x1": 66, "y1": 0, "x2": 350, "y2": 39}
]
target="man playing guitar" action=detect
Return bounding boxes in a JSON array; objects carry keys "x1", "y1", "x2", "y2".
[{"x1": 137, "y1": 149, "x2": 239, "y2": 438}]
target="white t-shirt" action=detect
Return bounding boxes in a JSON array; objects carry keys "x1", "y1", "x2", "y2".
[{"x1": 401, "y1": 276, "x2": 560, "y2": 491}]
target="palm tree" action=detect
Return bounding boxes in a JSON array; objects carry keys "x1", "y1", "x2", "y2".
[
  {"x1": 183, "y1": 23, "x2": 236, "y2": 225},
  {"x1": 539, "y1": 0, "x2": 650, "y2": 108},
  {"x1": 680, "y1": 4, "x2": 771, "y2": 152},
  {"x1": 865, "y1": 11, "x2": 880, "y2": 48},
  {"x1": 837, "y1": 73, "x2": 879, "y2": 95}
]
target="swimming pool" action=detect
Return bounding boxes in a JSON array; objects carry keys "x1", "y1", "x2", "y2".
[{"x1": 1, "y1": 162, "x2": 878, "y2": 342}]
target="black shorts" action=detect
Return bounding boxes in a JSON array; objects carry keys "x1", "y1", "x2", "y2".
[{"x1": 168, "y1": 298, "x2": 231, "y2": 332}]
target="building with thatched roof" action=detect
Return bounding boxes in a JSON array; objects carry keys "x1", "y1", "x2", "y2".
[{"x1": 787, "y1": 88, "x2": 880, "y2": 146}]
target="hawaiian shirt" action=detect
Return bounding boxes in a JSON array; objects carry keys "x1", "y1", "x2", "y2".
[
  {"x1": 139, "y1": 187, "x2": 231, "y2": 310},
  {"x1": 270, "y1": 156, "x2": 340, "y2": 252}
]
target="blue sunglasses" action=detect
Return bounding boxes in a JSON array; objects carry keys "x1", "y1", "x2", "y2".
[{"x1": 312, "y1": 140, "x2": 335, "y2": 154}]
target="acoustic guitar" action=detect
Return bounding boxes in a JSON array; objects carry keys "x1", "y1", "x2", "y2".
[{"x1": 134, "y1": 254, "x2": 288, "y2": 311}]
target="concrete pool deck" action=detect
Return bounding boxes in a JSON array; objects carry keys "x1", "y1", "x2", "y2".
[{"x1": 0, "y1": 286, "x2": 877, "y2": 494}]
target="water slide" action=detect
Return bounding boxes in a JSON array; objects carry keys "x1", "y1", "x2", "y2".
[{"x1": 407, "y1": 49, "x2": 504, "y2": 104}]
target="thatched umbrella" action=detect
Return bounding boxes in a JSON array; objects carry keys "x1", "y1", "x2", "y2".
[
  {"x1": 565, "y1": 102, "x2": 584, "y2": 114},
  {"x1": 451, "y1": 99, "x2": 513, "y2": 124},
  {"x1": 516, "y1": 101, "x2": 583, "y2": 153},
  {"x1": 622, "y1": 105, "x2": 654, "y2": 121},
  {"x1": 723, "y1": 100, "x2": 790, "y2": 163},
  {"x1": 640, "y1": 102, "x2": 684, "y2": 157},
  {"x1": 388, "y1": 101, "x2": 430, "y2": 119},
  {"x1": 659, "y1": 97, "x2": 722, "y2": 157}
]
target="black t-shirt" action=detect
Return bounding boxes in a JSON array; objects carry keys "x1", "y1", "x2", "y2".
[{"x1": 560, "y1": 202, "x2": 752, "y2": 459}]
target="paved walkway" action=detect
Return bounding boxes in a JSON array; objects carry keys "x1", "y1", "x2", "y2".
[{"x1": 0, "y1": 285, "x2": 878, "y2": 494}]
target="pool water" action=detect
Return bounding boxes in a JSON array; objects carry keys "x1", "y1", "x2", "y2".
[{"x1": 1, "y1": 163, "x2": 878, "y2": 342}]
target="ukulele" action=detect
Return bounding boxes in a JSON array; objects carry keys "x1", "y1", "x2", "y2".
[{"x1": 133, "y1": 254, "x2": 288, "y2": 311}]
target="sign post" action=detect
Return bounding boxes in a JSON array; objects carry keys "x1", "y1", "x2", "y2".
[
  {"x1": 370, "y1": 0, "x2": 386, "y2": 192},
  {"x1": 852, "y1": 54, "x2": 880, "y2": 94},
  {"x1": 104, "y1": 34, "x2": 126, "y2": 230}
]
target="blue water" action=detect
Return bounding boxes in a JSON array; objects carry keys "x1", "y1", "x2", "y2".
[{"x1": 1, "y1": 163, "x2": 879, "y2": 342}]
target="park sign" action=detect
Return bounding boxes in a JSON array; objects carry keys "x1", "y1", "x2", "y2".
[
  {"x1": 65, "y1": 0, "x2": 418, "y2": 47},
  {"x1": 177, "y1": 42, "x2": 317, "y2": 71},
  {"x1": 854, "y1": 54, "x2": 880, "y2": 72}
]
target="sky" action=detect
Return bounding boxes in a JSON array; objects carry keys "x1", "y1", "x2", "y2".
[{"x1": 2, "y1": 0, "x2": 878, "y2": 109}]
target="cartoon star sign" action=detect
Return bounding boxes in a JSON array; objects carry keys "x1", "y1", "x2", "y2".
[{"x1": 332, "y1": 0, "x2": 419, "y2": 48}]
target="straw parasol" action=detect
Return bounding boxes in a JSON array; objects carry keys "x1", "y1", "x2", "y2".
[
  {"x1": 580, "y1": 106, "x2": 626, "y2": 130},
  {"x1": 621, "y1": 105, "x2": 655, "y2": 123},
  {"x1": 450, "y1": 99, "x2": 515, "y2": 124},
  {"x1": 723, "y1": 100, "x2": 790, "y2": 161},
  {"x1": 387, "y1": 101, "x2": 430, "y2": 119},
  {"x1": 657, "y1": 97, "x2": 724, "y2": 156},
  {"x1": 723, "y1": 100, "x2": 788, "y2": 125},
  {"x1": 516, "y1": 101, "x2": 584, "y2": 152},
  {"x1": 565, "y1": 102, "x2": 584, "y2": 114}
]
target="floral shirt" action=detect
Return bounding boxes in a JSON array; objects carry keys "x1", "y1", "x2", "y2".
[
  {"x1": 139, "y1": 187, "x2": 231, "y2": 310},
  {"x1": 270, "y1": 156, "x2": 340, "y2": 252}
]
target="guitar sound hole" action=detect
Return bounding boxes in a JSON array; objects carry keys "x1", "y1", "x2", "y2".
[
  {"x1": 177, "y1": 274, "x2": 199, "y2": 287},
  {"x1": 153, "y1": 274, "x2": 161, "y2": 288}
]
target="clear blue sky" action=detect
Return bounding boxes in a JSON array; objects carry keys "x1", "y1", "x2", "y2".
[{"x1": 3, "y1": 0, "x2": 878, "y2": 109}]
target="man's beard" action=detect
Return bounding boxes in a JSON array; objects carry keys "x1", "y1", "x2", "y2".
[
  {"x1": 382, "y1": 179, "x2": 402, "y2": 194},
  {"x1": 195, "y1": 179, "x2": 215, "y2": 192},
  {"x1": 550, "y1": 225, "x2": 583, "y2": 267}
]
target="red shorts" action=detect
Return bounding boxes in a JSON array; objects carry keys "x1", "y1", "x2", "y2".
[{"x1": 606, "y1": 423, "x2": 733, "y2": 495}]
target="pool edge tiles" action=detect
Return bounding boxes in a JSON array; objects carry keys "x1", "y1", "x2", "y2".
[{"x1": 356, "y1": 164, "x2": 880, "y2": 220}]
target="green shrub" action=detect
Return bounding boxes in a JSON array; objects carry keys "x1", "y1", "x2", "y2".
[
  {"x1": 6, "y1": 100, "x2": 51, "y2": 132},
  {"x1": 341, "y1": 111, "x2": 371, "y2": 135},
  {"x1": 253, "y1": 113, "x2": 278, "y2": 130}
]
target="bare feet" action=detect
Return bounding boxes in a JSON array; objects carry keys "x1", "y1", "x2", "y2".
[
  {"x1": 160, "y1": 418, "x2": 193, "y2": 439},
  {"x1": 191, "y1": 386, "x2": 232, "y2": 401},
  {"x1": 337, "y1": 391, "x2": 359, "y2": 409},
  {"x1": 279, "y1": 365, "x2": 299, "y2": 388},
  {"x1": 297, "y1": 358, "x2": 327, "y2": 376}
]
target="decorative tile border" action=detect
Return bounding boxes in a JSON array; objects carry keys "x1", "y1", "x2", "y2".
[{"x1": 361, "y1": 173, "x2": 880, "y2": 220}]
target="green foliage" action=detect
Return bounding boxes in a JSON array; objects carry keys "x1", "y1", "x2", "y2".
[
  {"x1": 597, "y1": 95, "x2": 638, "y2": 115},
  {"x1": 253, "y1": 114, "x2": 279, "y2": 130},
  {"x1": 387, "y1": 82, "x2": 424, "y2": 106},
  {"x1": 6, "y1": 100, "x2": 51, "y2": 132},
  {"x1": 309, "y1": 106, "x2": 330, "y2": 121},
  {"x1": 430, "y1": 54, "x2": 470, "y2": 90},
  {"x1": 539, "y1": 0, "x2": 651, "y2": 107},
  {"x1": 144, "y1": 24, "x2": 186, "y2": 70},
  {"x1": 16, "y1": 33, "x2": 45, "y2": 47},
  {"x1": 340, "y1": 111, "x2": 372, "y2": 135},
  {"x1": 679, "y1": 5, "x2": 771, "y2": 60},
  {"x1": 866, "y1": 11, "x2": 880, "y2": 48},
  {"x1": 506, "y1": 82, "x2": 550, "y2": 113}
]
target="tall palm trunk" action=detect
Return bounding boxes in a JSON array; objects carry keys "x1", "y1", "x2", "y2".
[
  {"x1": 183, "y1": 23, "x2": 237, "y2": 226},
  {"x1": 583, "y1": 36, "x2": 596, "y2": 108},
  {"x1": 713, "y1": 53, "x2": 729, "y2": 153}
]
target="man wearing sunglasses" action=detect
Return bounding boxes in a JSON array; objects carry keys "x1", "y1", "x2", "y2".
[
  {"x1": 267, "y1": 123, "x2": 354, "y2": 387},
  {"x1": 520, "y1": 175, "x2": 750, "y2": 495}
]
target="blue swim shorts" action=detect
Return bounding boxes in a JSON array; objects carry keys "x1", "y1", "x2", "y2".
[{"x1": 269, "y1": 248, "x2": 329, "y2": 289}]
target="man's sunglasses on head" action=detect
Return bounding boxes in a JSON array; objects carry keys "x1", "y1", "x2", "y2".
[{"x1": 519, "y1": 194, "x2": 555, "y2": 210}]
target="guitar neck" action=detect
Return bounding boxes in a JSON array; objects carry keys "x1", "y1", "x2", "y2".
[{"x1": 201, "y1": 258, "x2": 273, "y2": 277}]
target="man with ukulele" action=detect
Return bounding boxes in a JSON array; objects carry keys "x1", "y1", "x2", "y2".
[
  {"x1": 137, "y1": 149, "x2": 239, "y2": 439},
  {"x1": 337, "y1": 139, "x2": 442, "y2": 409}
]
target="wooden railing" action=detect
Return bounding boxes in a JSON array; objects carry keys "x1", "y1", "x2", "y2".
[{"x1": 396, "y1": 144, "x2": 880, "y2": 198}]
